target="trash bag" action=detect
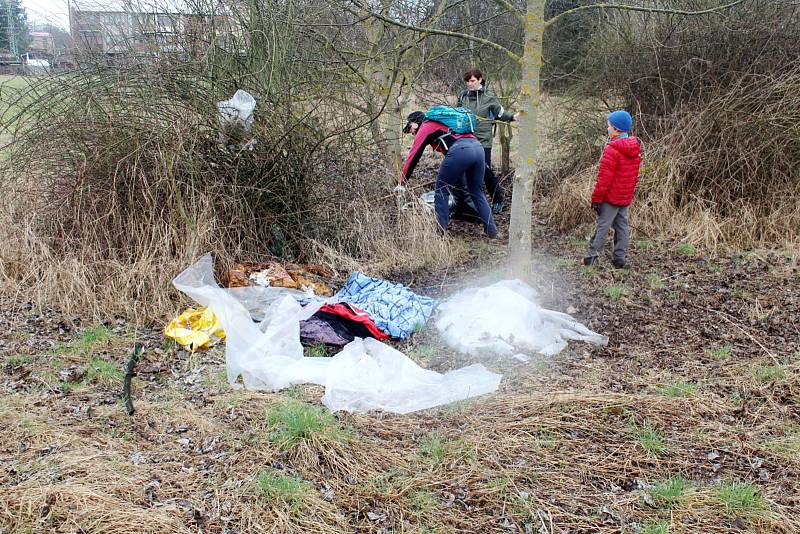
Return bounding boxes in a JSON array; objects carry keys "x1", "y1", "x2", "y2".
[
  {"x1": 436, "y1": 279, "x2": 608, "y2": 357},
  {"x1": 217, "y1": 89, "x2": 256, "y2": 132},
  {"x1": 217, "y1": 89, "x2": 256, "y2": 147},
  {"x1": 420, "y1": 188, "x2": 482, "y2": 223},
  {"x1": 322, "y1": 338, "x2": 501, "y2": 414},
  {"x1": 164, "y1": 307, "x2": 225, "y2": 351},
  {"x1": 172, "y1": 254, "x2": 502, "y2": 413}
]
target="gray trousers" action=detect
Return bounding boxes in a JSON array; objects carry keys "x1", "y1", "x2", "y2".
[{"x1": 586, "y1": 203, "x2": 630, "y2": 261}]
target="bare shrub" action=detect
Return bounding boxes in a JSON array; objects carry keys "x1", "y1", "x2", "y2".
[
  {"x1": 542, "y1": 2, "x2": 800, "y2": 250},
  {"x1": 0, "y1": 41, "x2": 457, "y2": 321}
]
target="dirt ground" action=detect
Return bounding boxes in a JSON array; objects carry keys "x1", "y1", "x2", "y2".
[{"x1": 1, "y1": 217, "x2": 799, "y2": 533}]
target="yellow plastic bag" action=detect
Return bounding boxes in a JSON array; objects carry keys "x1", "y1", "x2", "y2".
[{"x1": 165, "y1": 307, "x2": 226, "y2": 351}]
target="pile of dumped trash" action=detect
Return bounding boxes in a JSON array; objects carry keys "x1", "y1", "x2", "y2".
[{"x1": 169, "y1": 254, "x2": 607, "y2": 414}]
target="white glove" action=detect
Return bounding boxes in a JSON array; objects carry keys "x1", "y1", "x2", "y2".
[{"x1": 393, "y1": 184, "x2": 406, "y2": 195}]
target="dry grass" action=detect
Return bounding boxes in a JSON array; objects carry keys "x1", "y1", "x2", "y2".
[
  {"x1": 540, "y1": 69, "x2": 800, "y2": 251},
  {"x1": 541, "y1": 1, "x2": 800, "y2": 252},
  {"x1": 0, "y1": 59, "x2": 462, "y2": 323},
  {"x1": 3, "y1": 379, "x2": 798, "y2": 533},
  {"x1": 2, "y1": 235, "x2": 799, "y2": 533}
]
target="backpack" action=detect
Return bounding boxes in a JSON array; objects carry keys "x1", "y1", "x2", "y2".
[{"x1": 424, "y1": 106, "x2": 477, "y2": 134}]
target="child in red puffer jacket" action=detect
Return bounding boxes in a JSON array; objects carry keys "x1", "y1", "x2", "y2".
[{"x1": 583, "y1": 110, "x2": 642, "y2": 268}]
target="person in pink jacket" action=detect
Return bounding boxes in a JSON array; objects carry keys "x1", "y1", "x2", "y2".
[
  {"x1": 583, "y1": 110, "x2": 642, "y2": 268},
  {"x1": 401, "y1": 111, "x2": 497, "y2": 238}
]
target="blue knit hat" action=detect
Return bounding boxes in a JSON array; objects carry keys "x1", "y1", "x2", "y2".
[{"x1": 608, "y1": 110, "x2": 633, "y2": 132}]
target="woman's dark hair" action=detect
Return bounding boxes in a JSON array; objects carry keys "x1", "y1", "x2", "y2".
[{"x1": 463, "y1": 68, "x2": 483, "y2": 82}]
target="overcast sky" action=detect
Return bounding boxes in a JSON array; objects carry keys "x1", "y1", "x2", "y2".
[
  {"x1": 22, "y1": 0, "x2": 192, "y2": 30},
  {"x1": 23, "y1": 0, "x2": 70, "y2": 30}
]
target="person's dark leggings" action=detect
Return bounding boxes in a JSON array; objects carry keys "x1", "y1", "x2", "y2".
[
  {"x1": 435, "y1": 138, "x2": 497, "y2": 237},
  {"x1": 483, "y1": 148, "x2": 504, "y2": 205}
]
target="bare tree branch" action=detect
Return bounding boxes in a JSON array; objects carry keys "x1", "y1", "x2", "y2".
[
  {"x1": 490, "y1": 0, "x2": 525, "y2": 22},
  {"x1": 545, "y1": 0, "x2": 750, "y2": 27},
  {"x1": 346, "y1": 0, "x2": 522, "y2": 63}
]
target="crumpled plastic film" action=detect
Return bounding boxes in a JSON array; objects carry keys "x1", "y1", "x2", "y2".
[
  {"x1": 172, "y1": 254, "x2": 502, "y2": 413},
  {"x1": 164, "y1": 307, "x2": 226, "y2": 351},
  {"x1": 436, "y1": 279, "x2": 608, "y2": 357},
  {"x1": 217, "y1": 89, "x2": 256, "y2": 132},
  {"x1": 322, "y1": 338, "x2": 501, "y2": 414}
]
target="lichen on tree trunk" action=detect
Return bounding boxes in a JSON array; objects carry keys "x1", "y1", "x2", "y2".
[{"x1": 508, "y1": 0, "x2": 545, "y2": 279}]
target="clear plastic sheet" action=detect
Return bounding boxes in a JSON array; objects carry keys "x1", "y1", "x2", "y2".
[
  {"x1": 172, "y1": 254, "x2": 501, "y2": 413},
  {"x1": 435, "y1": 279, "x2": 608, "y2": 357},
  {"x1": 322, "y1": 338, "x2": 501, "y2": 414},
  {"x1": 217, "y1": 89, "x2": 256, "y2": 132}
]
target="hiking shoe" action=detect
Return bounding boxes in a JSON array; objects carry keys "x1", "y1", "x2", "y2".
[
  {"x1": 582, "y1": 256, "x2": 597, "y2": 266},
  {"x1": 612, "y1": 259, "x2": 626, "y2": 269},
  {"x1": 492, "y1": 202, "x2": 504, "y2": 214}
]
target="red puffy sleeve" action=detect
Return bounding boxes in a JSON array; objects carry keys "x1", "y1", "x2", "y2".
[{"x1": 591, "y1": 144, "x2": 619, "y2": 204}]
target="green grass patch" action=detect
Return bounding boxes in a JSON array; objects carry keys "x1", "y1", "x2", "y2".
[
  {"x1": 603, "y1": 286, "x2": 626, "y2": 300},
  {"x1": 369, "y1": 468, "x2": 408, "y2": 496},
  {"x1": 676, "y1": 243, "x2": 695, "y2": 256},
  {"x1": 409, "y1": 490, "x2": 436, "y2": 515},
  {"x1": 630, "y1": 425, "x2": 666, "y2": 457},
  {"x1": 707, "y1": 344, "x2": 733, "y2": 360},
  {"x1": 304, "y1": 343, "x2": 328, "y2": 357},
  {"x1": 566, "y1": 235, "x2": 587, "y2": 249},
  {"x1": 486, "y1": 476, "x2": 512, "y2": 494},
  {"x1": 765, "y1": 426, "x2": 800, "y2": 461},
  {"x1": 579, "y1": 265, "x2": 599, "y2": 277},
  {"x1": 531, "y1": 430, "x2": 559, "y2": 450},
  {"x1": 648, "y1": 476, "x2": 689, "y2": 510},
  {"x1": 408, "y1": 343, "x2": 437, "y2": 366},
  {"x1": 556, "y1": 258, "x2": 578, "y2": 268},
  {"x1": 436, "y1": 398, "x2": 475, "y2": 417},
  {"x1": 418, "y1": 433, "x2": 473, "y2": 468},
  {"x1": 640, "y1": 521, "x2": 670, "y2": 534},
  {"x1": 53, "y1": 324, "x2": 118, "y2": 357},
  {"x1": 731, "y1": 288, "x2": 753, "y2": 300},
  {"x1": 754, "y1": 364, "x2": 786, "y2": 384},
  {"x1": 713, "y1": 481, "x2": 766, "y2": 516},
  {"x1": 85, "y1": 358, "x2": 124, "y2": 386},
  {"x1": 635, "y1": 239, "x2": 657, "y2": 251},
  {"x1": 645, "y1": 273, "x2": 665, "y2": 289},
  {"x1": 6, "y1": 354, "x2": 33, "y2": 368},
  {"x1": 419, "y1": 433, "x2": 447, "y2": 466},
  {"x1": 80, "y1": 325, "x2": 114, "y2": 346},
  {"x1": 654, "y1": 382, "x2": 698, "y2": 398},
  {"x1": 255, "y1": 470, "x2": 311, "y2": 512},
  {"x1": 267, "y1": 400, "x2": 342, "y2": 450}
]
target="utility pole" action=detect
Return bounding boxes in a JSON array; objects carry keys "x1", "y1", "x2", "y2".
[{"x1": 6, "y1": 0, "x2": 18, "y2": 56}]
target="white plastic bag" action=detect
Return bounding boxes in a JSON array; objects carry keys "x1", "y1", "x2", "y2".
[
  {"x1": 172, "y1": 254, "x2": 502, "y2": 413},
  {"x1": 217, "y1": 89, "x2": 256, "y2": 132},
  {"x1": 436, "y1": 279, "x2": 608, "y2": 357}
]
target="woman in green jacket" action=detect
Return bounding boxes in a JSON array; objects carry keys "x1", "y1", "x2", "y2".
[{"x1": 457, "y1": 68, "x2": 520, "y2": 213}]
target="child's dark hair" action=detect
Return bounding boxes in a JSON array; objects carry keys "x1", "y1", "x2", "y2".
[{"x1": 462, "y1": 68, "x2": 483, "y2": 82}]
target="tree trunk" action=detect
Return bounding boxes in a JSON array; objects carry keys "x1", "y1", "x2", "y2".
[
  {"x1": 499, "y1": 122, "x2": 512, "y2": 177},
  {"x1": 508, "y1": 0, "x2": 545, "y2": 279}
]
